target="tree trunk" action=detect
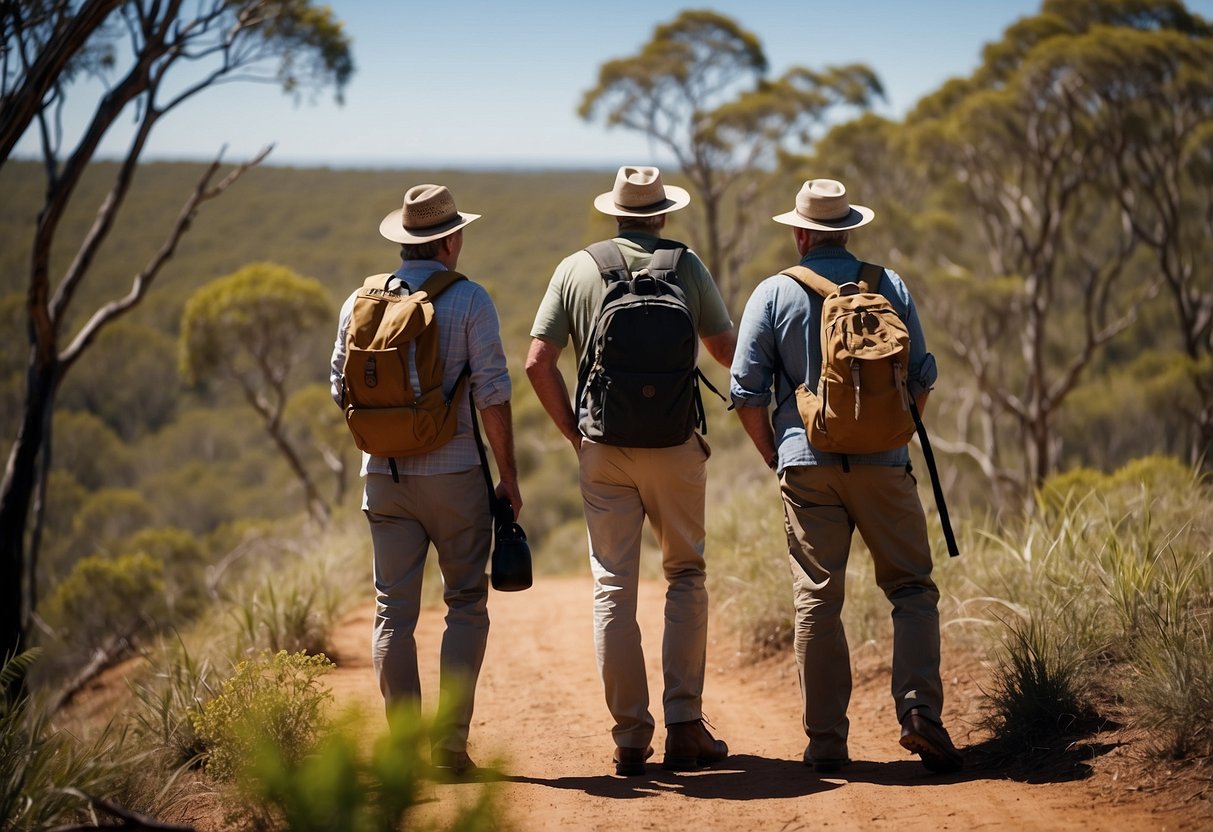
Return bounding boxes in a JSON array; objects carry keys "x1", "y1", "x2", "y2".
[{"x1": 0, "y1": 359, "x2": 57, "y2": 659}]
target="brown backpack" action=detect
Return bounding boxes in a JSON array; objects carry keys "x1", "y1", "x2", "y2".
[
  {"x1": 341, "y1": 270, "x2": 467, "y2": 458},
  {"x1": 784, "y1": 262, "x2": 916, "y2": 455}
]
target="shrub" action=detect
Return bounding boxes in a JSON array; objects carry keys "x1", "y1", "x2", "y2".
[
  {"x1": 247, "y1": 705, "x2": 497, "y2": 832},
  {"x1": 41, "y1": 551, "x2": 167, "y2": 651},
  {"x1": 0, "y1": 651, "x2": 163, "y2": 830},
  {"x1": 192, "y1": 650, "x2": 334, "y2": 782}
]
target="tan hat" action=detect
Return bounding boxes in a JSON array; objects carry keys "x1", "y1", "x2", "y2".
[
  {"x1": 593, "y1": 165, "x2": 691, "y2": 217},
  {"x1": 379, "y1": 183, "x2": 481, "y2": 243},
  {"x1": 772, "y1": 178, "x2": 874, "y2": 231}
]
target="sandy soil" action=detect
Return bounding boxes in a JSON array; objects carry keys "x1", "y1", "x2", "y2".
[{"x1": 322, "y1": 573, "x2": 1209, "y2": 832}]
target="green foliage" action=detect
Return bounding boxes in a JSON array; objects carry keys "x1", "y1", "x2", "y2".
[
  {"x1": 129, "y1": 639, "x2": 218, "y2": 768},
  {"x1": 0, "y1": 651, "x2": 164, "y2": 831},
  {"x1": 192, "y1": 650, "x2": 334, "y2": 782},
  {"x1": 233, "y1": 582, "x2": 337, "y2": 657},
  {"x1": 63, "y1": 487, "x2": 156, "y2": 563},
  {"x1": 179, "y1": 261, "x2": 333, "y2": 388},
  {"x1": 248, "y1": 707, "x2": 496, "y2": 832},
  {"x1": 42, "y1": 552, "x2": 167, "y2": 650},
  {"x1": 57, "y1": 322, "x2": 181, "y2": 442},
  {"x1": 51, "y1": 409, "x2": 136, "y2": 491}
]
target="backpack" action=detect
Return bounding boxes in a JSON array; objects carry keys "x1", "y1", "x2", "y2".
[
  {"x1": 341, "y1": 270, "x2": 468, "y2": 459},
  {"x1": 576, "y1": 240, "x2": 709, "y2": 448},
  {"x1": 784, "y1": 262, "x2": 916, "y2": 455}
]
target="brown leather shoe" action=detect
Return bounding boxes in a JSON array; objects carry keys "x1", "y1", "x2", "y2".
[
  {"x1": 663, "y1": 719, "x2": 728, "y2": 771},
  {"x1": 899, "y1": 708, "x2": 963, "y2": 773},
  {"x1": 613, "y1": 745, "x2": 654, "y2": 776}
]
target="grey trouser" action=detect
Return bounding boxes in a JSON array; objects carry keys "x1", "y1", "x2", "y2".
[
  {"x1": 780, "y1": 463, "x2": 943, "y2": 763},
  {"x1": 363, "y1": 468, "x2": 491, "y2": 753},
  {"x1": 579, "y1": 435, "x2": 710, "y2": 749}
]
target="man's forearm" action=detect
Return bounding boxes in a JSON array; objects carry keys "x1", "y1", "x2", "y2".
[
  {"x1": 525, "y1": 339, "x2": 581, "y2": 448},
  {"x1": 736, "y1": 404, "x2": 778, "y2": 468},
  {"x1": 480, "y1": 401, "x2": 518, "y2": 484}
]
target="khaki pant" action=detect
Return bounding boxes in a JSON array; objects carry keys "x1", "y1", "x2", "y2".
[
  {"x1": 579, "y1": 435, "x2": 710, "y2": 749},
  {"x1": 780, "y1": 463, "x2": 943, "y2": 763},
  {"x1": 363, "y1": 468, "x2": 491, "y2": 753}
]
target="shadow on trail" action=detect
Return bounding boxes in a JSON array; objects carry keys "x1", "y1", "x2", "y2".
[
  {"x1": 505, "y1": 754, "x2": 842, "y2": 800},
  {"x1": 499, "y1": 749, "x2": 1084, "y2": 799}
]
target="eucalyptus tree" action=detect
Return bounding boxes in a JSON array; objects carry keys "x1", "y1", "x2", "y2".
[
  {"x1": 179, "y1": 263, "x2": 334, "y2": 527},
  {"x1": 903, "y1": 0, "x2": 1211, "y2": 497},
  {"x1": 579, "y1": 9, "x2": 882, "y2": 306},
  {"x1": 0, "y1": 0, "x2": 353, "y2": 658}
]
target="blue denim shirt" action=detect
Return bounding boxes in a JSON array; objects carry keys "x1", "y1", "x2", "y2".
[{"x1": 729, "y1": 246, "x2": 937, "y2": 472}]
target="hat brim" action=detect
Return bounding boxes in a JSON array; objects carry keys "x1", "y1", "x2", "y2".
[
  {"x1": 379, "y1": 210, "x2": 481, "y2": 244},
  {"x1": 772, "y1": 204, "x2": 874, "y2": 231},
  {"x1": 593, "y1": 185, "x2": 691, "y2": 217}
]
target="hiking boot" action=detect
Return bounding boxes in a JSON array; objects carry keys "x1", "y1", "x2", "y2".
[
  {"x1": 663, "y1": 719, "x2": 728, "y2": 771},
  {"x1": 613, "y1": 745, "x2": 654, "y2": 776},
  {"x1": 899, "y1": 708, "x2": 963, "y2": 773},
  {"x1": 803, "y1": 751, "x2": 850, "y2": 774}
]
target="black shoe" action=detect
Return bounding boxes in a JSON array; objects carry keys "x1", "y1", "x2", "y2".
[
  {"x1": 663, "y1": 719, "x2": 728, "y2": 771},
  {"x1": 613, "y1": 745, "x2": 654, "y2": 776},
  {"x1": 899, "y1": 709, "x2": 963, "y2": 773},
  {"x1": 805, "y1": 756, "x2": 850, "y2": 774}
]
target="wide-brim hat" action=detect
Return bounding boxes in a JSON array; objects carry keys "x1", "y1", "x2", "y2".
[
  {"x1": 593, "y1": 165, "x2": 691, "y2": 217},
  {"x1": 379, "y1": 183, "x2": 481, "y2": 243},
  {"x1": 772, "y1": 178, "x2": 874, "y2": 231}
]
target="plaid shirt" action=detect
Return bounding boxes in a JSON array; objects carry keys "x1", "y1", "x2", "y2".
[{"x1": 330, "y1": 260, "x2": 511, "y2": 477}]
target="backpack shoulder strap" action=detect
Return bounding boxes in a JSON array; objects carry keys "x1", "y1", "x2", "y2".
[
  {"x1": 857, "y1": 262, "x2": 885, "y2": 293},
  {"x1": 585, "y1": 240, "x2": 630, "y2": 283},
  {"x1": 647, "y1": 245, "x2": 685, "y2": 281},
  {"x1": 359, "y1": 273, "x2": 396, "y2": 293},
  {"x1": 415, "y1": 270, "x2": 466, "y2": 300},
  {"x1": 781, "y1": 264, "x2": 838, "y2": 300}
]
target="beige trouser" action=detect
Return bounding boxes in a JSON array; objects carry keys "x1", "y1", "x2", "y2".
[
  {"x1": 780, "y1": 463, "x2": 943, "y2": 763},
  {"x1": 363, "y1": 468, "x2": 491, "y2": 753},
  {"x1": 579, "y1": 435, "x2": 710, "y2": 749}
]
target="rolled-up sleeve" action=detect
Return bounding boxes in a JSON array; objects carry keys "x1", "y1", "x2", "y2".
[
  {"x1": 894, "y1": 279, "x2": 938, "y2": 398},
  {"x1": 330, "y1": 291, "x2": 356, "y2": 407},
  {"x1": 730, "y1": 283, "x2": 776, "y2": 409},
  {"x1": 467, "y1": 287, "x2": 511, "y2": 409}
]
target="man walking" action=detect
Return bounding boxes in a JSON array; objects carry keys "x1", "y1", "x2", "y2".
[
  {"x1": 525, "y1": 166, "x2": 735, "y2": 776},
  {"x1": 729, "y1": 178, "x2": 963, "y2": 774},
  {"x1": 330, "y1": 183, "x2": 521, "y2": 776}
]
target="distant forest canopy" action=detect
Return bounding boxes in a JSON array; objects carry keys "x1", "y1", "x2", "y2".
[{"x1": 0, "y1": 148, "x2": 1207, "y2": 526}]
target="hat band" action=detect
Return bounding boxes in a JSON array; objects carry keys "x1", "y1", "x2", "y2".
[
  {"x1": 615, "y1": 197, "x2": 672, "y2": 212},
  {"x1": 404, "y1": 212, "x2": 462, "y2": 233}
]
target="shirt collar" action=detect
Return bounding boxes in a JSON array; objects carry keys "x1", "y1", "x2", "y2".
[
  {"x1": 392, "y1": 259, "x2": 444, "y2": 291},
  {"x1": 801, "y1": 245, "x2": 856, "y2": 265}
]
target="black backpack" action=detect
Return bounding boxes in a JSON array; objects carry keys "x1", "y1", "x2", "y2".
[{"x1": 576, "y1": 240, "x2": 716, "y2": 447}]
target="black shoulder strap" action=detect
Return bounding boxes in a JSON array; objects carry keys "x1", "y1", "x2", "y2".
[
  {"x1": 647, "y1": 245, "x2": 685, "y2": 281},
  {"x1": 585, "y1": 241, "x2": 630, "y2": 283}
]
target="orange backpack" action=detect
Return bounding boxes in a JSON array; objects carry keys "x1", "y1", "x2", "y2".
[
  {"x1": 341, "y1": 271, "x2": 467, "y2": 458},
  {"x1": 784, "y1": 262, "x2": 916, "y2": 455}
]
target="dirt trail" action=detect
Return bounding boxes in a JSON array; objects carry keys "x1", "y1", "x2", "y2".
[{"x1": 324, "y1": 574, "x2": 1196, "y2": 831}]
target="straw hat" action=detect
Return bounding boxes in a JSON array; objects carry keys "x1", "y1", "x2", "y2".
[
  {"x1": 593, "y1": 166, "x2": 691, "y2": 217},
  {"x1": 379, "y1": 184, "x2": 481, "y2": 243},
  {"x1": 772, "y1": 178, "x2": 874, "y2": 231}
]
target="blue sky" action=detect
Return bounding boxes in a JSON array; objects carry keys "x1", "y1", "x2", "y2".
[{"x1": 16, "y1": 0, "x2": 1213, "y2": 169}]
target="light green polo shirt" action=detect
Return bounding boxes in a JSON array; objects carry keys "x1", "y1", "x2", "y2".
[{"x1": 530, "y1": 232, "x2": 733, "y2": 360}]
